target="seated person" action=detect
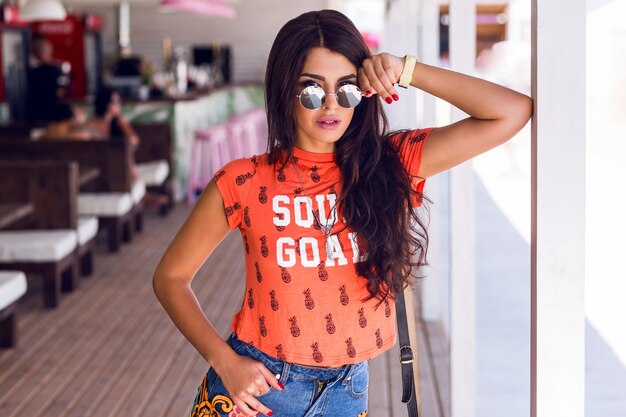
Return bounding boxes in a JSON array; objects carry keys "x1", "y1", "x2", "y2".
[
  {"x1": 85, "y1": 88, "x2": 140, "y2": 182},
  {"x1": 87, "y1": 88, "x2": 169, "y2": 208},
  {"x1": 42, "y1": 103, "x2": 92, "y2": 140},
  {"x1": 86, "y1": 88, "x2": 140, "y2": 148}
]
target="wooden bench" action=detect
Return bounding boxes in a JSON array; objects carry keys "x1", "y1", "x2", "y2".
[
  {"x1": 0, "y1": 122, "x2": 172, "y2": 215},
  {"x1": 0, "y1": 271, "x2": 27, "y2": 348},
  {"x1": 0, "y1": 160, "x2": 82, "y2": 308},
  {"x1": 133, "y1": 123, "x2": 174, "y2": 215},
  {"x1": 0, "y1": 138, "x2": 138, "y2": 252}
]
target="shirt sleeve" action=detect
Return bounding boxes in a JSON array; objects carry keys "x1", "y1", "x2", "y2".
[
  {"x1": 212, "y1": 157, "x2": 256, "y2": 230},
  {"x1": 387, "y1": 127, "x2": 435, "y2": 207}
]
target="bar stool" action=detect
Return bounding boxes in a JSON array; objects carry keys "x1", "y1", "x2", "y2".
[
  {"x1": 188, "y1": 124, "x2": 231, "y2": 204},
  {"x1": 229, "y1": 109, "x2": 268, "y2": 157},
  {"x1": 225, "y1": 119, "x2": 246, "y2": 160}
]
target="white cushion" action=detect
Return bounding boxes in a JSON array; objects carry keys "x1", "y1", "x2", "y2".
[
  {"x1": 0, "y1": 230, "x2": 77, "y2": 262},
  {"x1": 77, "y1": 216, "x2": 98, "y2": 246},
  {"x1": 0, "y1": 271, "x2": 27, "y2": 310},
  {"x1": 131, "y1": 180, "x2": 147, "y2": 205},
  {"x1": 78, "y1": 193, "x2": 133, "y2": 217},
  {"x1": 136, "y1": 160, "x2": 169, "y2": 186}
]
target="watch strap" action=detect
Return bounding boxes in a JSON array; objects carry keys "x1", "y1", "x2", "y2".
[{"x1": 398, "y1": 54, "x2": 417, "y2": 89}]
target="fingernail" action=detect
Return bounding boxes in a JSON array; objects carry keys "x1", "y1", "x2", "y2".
[
  {"x1": 267, "y1": 411, "x2": 273, "y2": 416},
  {"x1": 385, "y1": 97, "x2": 393, "y2": 104},
  {"x1": 392, "y1": 94, "x2": 399, "y2": 101},
  {"x1": 278, "y1": 381, "x2": 285, "y2": 390},
  {"x1": 366, "y1": 90, "x2": 371, "y2": 96}
]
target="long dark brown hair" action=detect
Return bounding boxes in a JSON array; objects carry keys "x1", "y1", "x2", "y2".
[{"x1": 265, "y1": 9, "x2": 431, "y2": 307}]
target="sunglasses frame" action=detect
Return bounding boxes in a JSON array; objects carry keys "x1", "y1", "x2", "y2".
[{"x1": 295, "y1": 83, "x2": 363, "y2": 110}]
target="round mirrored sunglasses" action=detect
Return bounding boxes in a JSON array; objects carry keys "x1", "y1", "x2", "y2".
[{"x1": 296, "y1": 84, "x2": 362, "y2": 110}]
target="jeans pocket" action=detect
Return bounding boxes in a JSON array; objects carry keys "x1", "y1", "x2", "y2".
[
  {"x1": 347, "y1": 362, "x2": 369, "y2": 399},
  {"x1": 204, "y1": 366, "x2": 220, "y2": 396},
  {"x1": 256, "y1": 361, "x2": 288, "y2": 398}
]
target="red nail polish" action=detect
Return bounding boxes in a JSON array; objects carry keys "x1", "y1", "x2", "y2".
[
  {"x1": 392, "y1": 94, "x2": 399, "y2": 101},
  {"x1": 267, "y1": 411, "x2": 273, "y2": 416},
  {"x1": 278, "y1": 382, "x2": 285, "y2": 390},
  {"x1": 385, "y1": 97, "x2": 393, "y2": 104},
  {"x1": 366, "y1": 90, "x2": 371, "y2": 96}
]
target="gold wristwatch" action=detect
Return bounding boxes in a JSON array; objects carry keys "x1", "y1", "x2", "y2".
[{"x1": 397, "y1": 54, "x2": 417, "y2": 89}]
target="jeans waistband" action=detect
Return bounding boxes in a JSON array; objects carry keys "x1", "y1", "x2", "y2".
[{"x1": 227, "y1": 332, "x2": 366, "y2": 383}]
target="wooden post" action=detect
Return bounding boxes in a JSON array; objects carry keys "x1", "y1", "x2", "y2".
[{"x1": 531, "y1": 0, "x2": 586, "y2": 416}]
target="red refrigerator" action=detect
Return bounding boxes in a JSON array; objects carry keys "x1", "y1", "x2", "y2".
[
  {"x1": 0, "y1": 4, "x2": 29, "y2": 122},
  {"x1": 31, "y1": 13, "x2": 103, "y2": 99}
]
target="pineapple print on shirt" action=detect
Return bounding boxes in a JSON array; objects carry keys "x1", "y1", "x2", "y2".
[
  {"x1": 303, "y1": 288, "x2": 315, "y2": 310},
  {"x1": 311, "y1": 342, "x2": 324, "y2": 363},
  {"x1": 243, "y1": 206, "x2": 251, "y2": 228},
  {"x1": 325, "y1": 313, "x2": 336, "y2": 334},
  {"x1": 259, "y1": 186, "x2": 268, "y2": 204},
  {"x1": 310, "y1": 165, "x2": 321, "y2": 182},
  {"x1": 289, "y1": 316, "x2": 301, "y2": 337}
]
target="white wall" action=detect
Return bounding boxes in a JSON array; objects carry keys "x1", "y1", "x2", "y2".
[{"x1": 65, "y1": 0, "x2": 326, "y2": 83}]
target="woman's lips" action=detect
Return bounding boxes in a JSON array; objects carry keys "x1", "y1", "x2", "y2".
[{"x1": 315, "y1": 117, "x2": 341, "y2": 130}]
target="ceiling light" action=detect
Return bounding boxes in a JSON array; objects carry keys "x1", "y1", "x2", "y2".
[
  {"x1": 20, "y1": 0, "x2": 67, "y2": 21},
  {"x1": 159, "y1": 0, "x2": 236, "y2": 18}
]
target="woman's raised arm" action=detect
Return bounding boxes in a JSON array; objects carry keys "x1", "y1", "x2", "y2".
[{"x1": 358, "y1": 53, "x2": 533, "y2": 179}]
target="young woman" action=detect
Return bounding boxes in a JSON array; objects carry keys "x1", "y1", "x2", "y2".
[
  {"x1": 153, "y1": 9, "x2": 532, "y2": 417},
  {"x1": 86, "y1": 88, "x2": 140, "y2": 148}
]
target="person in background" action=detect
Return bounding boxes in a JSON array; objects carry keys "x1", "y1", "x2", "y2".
[
  {"x1": 87, "y1": 88, "x2": 168, "y2": 208},
  {"x1": 42, "y1": 103, "x2": 92, "y2": 140},
  {"x1": 26, "y1": 35, "x2": 70, "y2": 124},
  {"x1": 86, "y1": 88, "x2": 140, "y2": 181},
  {"x1": 87, "y1": 88, "x2": 140, "y2": 147}
]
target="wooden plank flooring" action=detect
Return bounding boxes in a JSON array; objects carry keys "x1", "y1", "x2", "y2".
[{"x1": 0, "y1": 204, "x2": 449, "y2": 417}]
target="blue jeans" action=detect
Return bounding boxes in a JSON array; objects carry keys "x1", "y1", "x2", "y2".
[{"x1": 189, "y1": 332, "x2": 369, "y2": 417}]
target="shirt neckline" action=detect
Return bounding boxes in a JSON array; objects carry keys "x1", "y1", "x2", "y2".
[{"x1": 292, "y1": 145, "x2": 336, "y2": 163}]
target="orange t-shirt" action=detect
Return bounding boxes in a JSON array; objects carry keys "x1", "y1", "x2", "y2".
[{"x1": 213, "y1": 127, "x2": 433, "y2": 366}]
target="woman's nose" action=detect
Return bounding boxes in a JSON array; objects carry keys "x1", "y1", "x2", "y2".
[{"x1": 323, "y1": 92, "x2": 340, "y2": 109}]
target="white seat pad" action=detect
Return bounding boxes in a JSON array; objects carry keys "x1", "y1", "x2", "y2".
[
  {"x1": 136, "y1": 160, "x2": 169, "y2": 186},
  {"x1": 0, "y1": 230, "x2": 77, "y2": 262},
  {"x1": 77, "y1": 216, "x2": 99, "y2": 246},
  {"x1": 131, "y1": 180, "x2": 147, "y2": 205},
  {"x1": 78, "y1": 193, "x2": 133, "y2": 217},
  {"x1": 0, "y1": 271, "x2": 27, "y2": 310}
]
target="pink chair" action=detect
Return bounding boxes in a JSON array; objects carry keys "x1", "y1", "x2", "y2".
[{"x1": 188, "y1": 124, "x2": 231, "y2": 204}]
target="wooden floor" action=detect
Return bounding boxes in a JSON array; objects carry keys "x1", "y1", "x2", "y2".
[{"x1": 0, "y1": 204, "x2": 450, "y2": 417}]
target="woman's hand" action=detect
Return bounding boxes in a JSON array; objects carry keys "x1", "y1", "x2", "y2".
[
  {"x1": 214, "y1": 353, "x2": 283, "y2": 416},
  {"x1": 357, "y1": 52, "x2": 405, "y2": 104}
]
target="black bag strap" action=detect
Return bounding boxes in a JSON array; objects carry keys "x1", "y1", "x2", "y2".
[{"x1": 395, "y1": 286, "x2": 420, "y2": 417}]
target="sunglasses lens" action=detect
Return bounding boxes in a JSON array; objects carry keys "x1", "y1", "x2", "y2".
[
  {"x1": 337, "y1": 84, "x2": 362, "y2": 108},
  {"x1": 299, "y1": 85, "x2": 325, "y2": 109}
]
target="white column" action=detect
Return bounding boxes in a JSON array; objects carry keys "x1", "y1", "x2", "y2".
[
  {"x1": 379, "y1": 0, "x2": 419, "y2": 131},
  {"x1": 418, "y1": 0, "x2": 444, "y2": 324},
  {"x1": 531, "y1": 1, "x2": 585, "y2": 416},
  {"x1": 448, "y1": 0, "x2": 476, "y2": 417}
]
